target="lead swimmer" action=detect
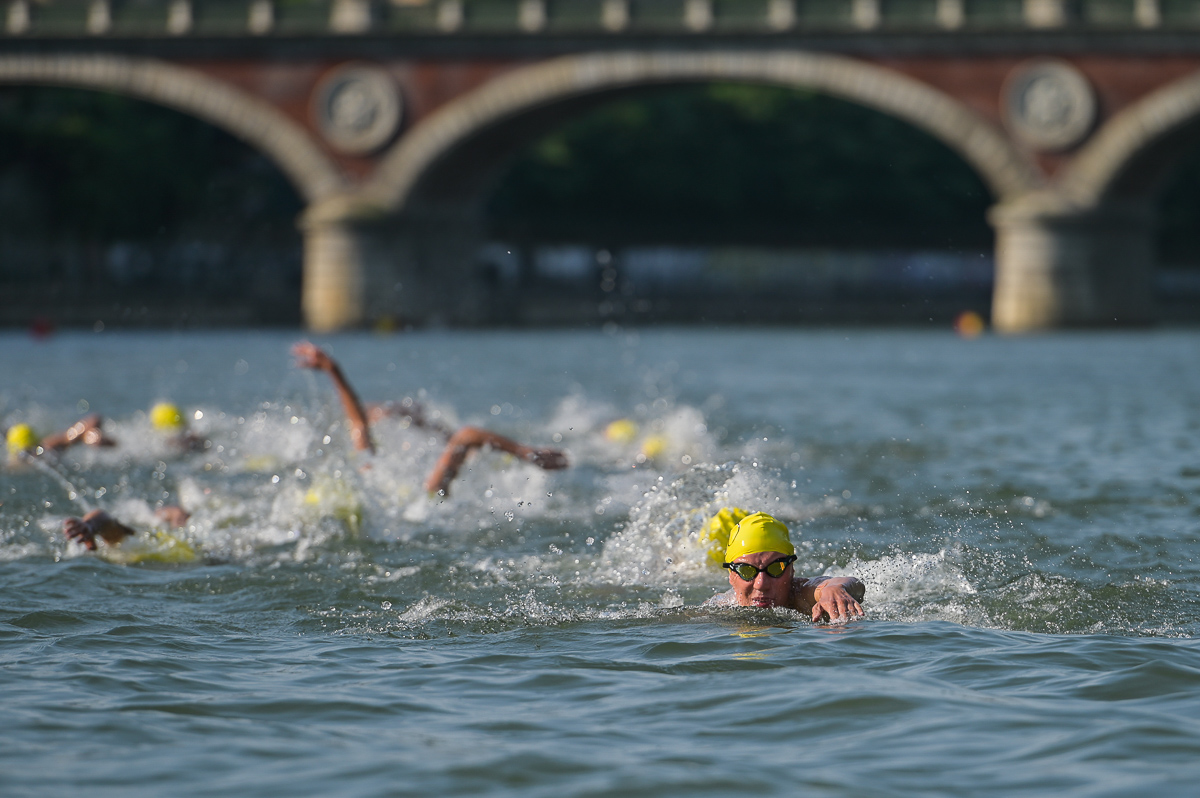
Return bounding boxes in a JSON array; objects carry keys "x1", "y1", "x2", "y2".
[{"x1": 705, "y1": 510, "x2": 865, "y2": 622}]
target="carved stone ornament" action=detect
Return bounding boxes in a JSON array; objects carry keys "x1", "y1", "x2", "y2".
[
  {"x1": 1003, "y1": 61, "x2": 1096, "y2": 152},
  {"x1": 313, "y1": 64, "x2": 402, "y2": 155}
]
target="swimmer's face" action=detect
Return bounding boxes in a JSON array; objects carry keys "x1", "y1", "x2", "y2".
[{"x1": 727, "y1": 550, "x2": 794, "y2": 608}]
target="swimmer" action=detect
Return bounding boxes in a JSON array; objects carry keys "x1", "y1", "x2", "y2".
[
  {"x1": 425, "y1": 426, "x2": 570, "y2": 497},
  {"x1": 63, "y1": 507, "x2": 196, "y2": 564},
  {"x1": 603, "y1": 418, "x2": 670, "y2": 466},
  {"x1": 41, "y1": 414, "x2": 116, "y2": 451},
  {"x1": 6, "y1": 415, "x2": 116, "y2": 461},
  {"x1": 292, "y1": 341, "x2": 568, "y2": 496},
  {"x1": 149, "y1": 402, "x2": 207, "y2": 452},
  {"x1": 705, "y1": 511, "x2": 864, "y2": 622},
  {"x1": 290, "y1": 342, "x2": 376, "y2": 453},
  {"x1": 62, "y1": 505, "x2": 190, "y2": 550},
  {"x1": 292, "y1": 341, "x2": 459, "y2": 446},
  {"x1": 62, "y1": 509, "x2": 136, "y2": 550}
]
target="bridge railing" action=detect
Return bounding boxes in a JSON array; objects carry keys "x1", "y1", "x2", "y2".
[{"x1": 2, "y1": 0, "x2": 1198, "y2": 38}]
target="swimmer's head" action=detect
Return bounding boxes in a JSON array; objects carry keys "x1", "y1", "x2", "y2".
[
  {"x1": 725, "y1": 512, "x2": 795, "y2": 561},
  {"x1": 639, "y1": 435, "x2": 667, "y2": 461},
  {"x1": 6, "y1": 423, "x2": 39, "y2": 455},
  {"x1": 604, "y1": 418, "x2": 639, "y2": 444},
  {"x1": 704, "y1": 506, "x2": 750, "y2": 567},
  {"x1": 150, "y1": 402, "x2": 185, "y2": 432}
]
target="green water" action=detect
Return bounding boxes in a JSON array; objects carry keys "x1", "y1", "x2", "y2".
[{"x1": 2, "y1": 329, "x2": 1199, "y2": 796}]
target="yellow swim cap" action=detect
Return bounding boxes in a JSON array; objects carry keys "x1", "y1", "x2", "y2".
[
  {"x1": 639, "y1": 435, "x2": 667, "y2": 461},
  {"x1": 703, "y1": 506, "x2": 749, "y2": 567},
  {"x1": 725, "y1": 512, "x2": 795, "y2": 562},
  {"x1": 604, "y1": 418, "x2": 639, "y2": 444},
  {"x1": 6, "y1": 423, "x2": 39, "y2": 454},
  {"x1": 150, "y1": 402, "x2": 184, "y2": 431}
]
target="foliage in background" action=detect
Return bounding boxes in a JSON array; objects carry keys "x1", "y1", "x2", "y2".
[
  {"x1": 487, "y1": 83, "x2": 996, "y2": 250},
  {"x1": 1156, "y1": 145, "x2": 1200, "y2": 268},
  {"x1": 0, "y1": 86, "x2": 301, "y2": 243}
]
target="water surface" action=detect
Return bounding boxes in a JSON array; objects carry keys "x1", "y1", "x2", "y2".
[{"x1": 3, "y1": 329, "x2": 1199, "y2": 796}]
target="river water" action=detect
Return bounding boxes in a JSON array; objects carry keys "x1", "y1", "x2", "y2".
[{"x1": 2, "y1": 328, "x2": 1199, "y2": 796}]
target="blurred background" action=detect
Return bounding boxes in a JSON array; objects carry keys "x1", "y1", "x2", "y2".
[{"x1": 3, "y1": 0, "x2": 1200, "y2": 331}]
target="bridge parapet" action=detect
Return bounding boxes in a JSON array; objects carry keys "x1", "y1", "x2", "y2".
[{"x1": 4, "y1": 0, "x2": 1199, "y2": 38}]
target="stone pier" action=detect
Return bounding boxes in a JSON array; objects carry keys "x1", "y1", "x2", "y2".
[{"x1": 990, "y1": 196, "x2": 1156, "y2": 332}]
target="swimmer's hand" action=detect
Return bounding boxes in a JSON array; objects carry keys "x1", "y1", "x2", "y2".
[
  {"x1": 63, "y1": 516, "x2": 98, "y2": 550},
  {"x1": 291, "y1": 341, "x2": 334, "y2": 372},
  {"x1": 523, "y1": 448, "x2": 568, "y2": 470},
  {"x1": 63, "y1": 510, "x2": 136, "y2": 550},
  {"x1": 810, "y1": 578, "x2": 865, "y2": 623}
]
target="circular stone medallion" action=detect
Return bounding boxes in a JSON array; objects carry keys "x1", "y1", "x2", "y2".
[
  {"x1": 313, "y1": 64, "x2": 402, "y2": 155},
  {"x1": 1003, "y1": 61, "x2": 1096, "y2": 152}
]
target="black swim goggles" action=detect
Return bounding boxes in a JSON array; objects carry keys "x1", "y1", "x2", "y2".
[{"x1": 722, "y1": 556, "x2": 797, "y2": 582}]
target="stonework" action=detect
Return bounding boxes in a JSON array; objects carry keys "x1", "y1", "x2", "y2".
[
  {"x1": 2, "y1": 24, "x2": 1200, "y2": 329},
  {"x1": 1003, "y1": 60, "x2": 1096, "y2": 152},
  {"x1": 313, "y1": 64, "x2": 402, "y2": 156}
]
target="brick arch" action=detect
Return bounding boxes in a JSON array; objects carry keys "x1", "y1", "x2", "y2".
[
  {"x1": 1061, "y1": 69, "x2": 1200, "y2": 206},
  {"x1": 0, "y1": 54, "x2": 345, "y2": 203},
  {"x1": 364, "y1": 50, "x2": 1041, "y2": 213}
]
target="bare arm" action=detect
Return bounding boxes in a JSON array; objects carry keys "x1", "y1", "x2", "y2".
[
  {"x1": 292, "y1": 341, "x2": 374, "y2": 454},
  {"x1": 425, "y1": 426, "x2": 568, "y2": 496},
  {"x1": 63, "y1": 509, "x2": 136, "y2": 550},
  {"x1": 41, "y1": 414, "x2": 116, "y2": 452},
  {"x1": 793, "y1": 576, "x2": 865, "y2": 622}
]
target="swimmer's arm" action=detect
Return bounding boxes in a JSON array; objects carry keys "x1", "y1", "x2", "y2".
[
  {"x1": 292, "y1": 342, "x2": 374, "y2": 454},
  {"x1": 424, "y1": 427, "x2": 568, "y2": 496},
  {"x1": 794, "y1": 576, "x2": 865, "y2": 622},
  {"x1": 40, "y1": 414, "x2": 115, "y2": 451},
  {"x1": 64, "y1": 510, "x2": 136, "y2": 550}
]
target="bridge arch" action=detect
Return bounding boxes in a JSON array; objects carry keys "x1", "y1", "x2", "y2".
[
  {"x1": 1061, "y1": 68, "x2": 1200, "y2": 206},
  {"x1": 0, "y1": 54, "x2": 345, "y2": 204},
  {"x1": 364, "y1": 50, "x2": 1041, "y2": 213}
]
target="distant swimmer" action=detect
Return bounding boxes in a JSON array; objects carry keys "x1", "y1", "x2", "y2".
[
  {"x1": 149, "y1": 402, "x2": 207, "y2": 452},
  {"x1": 63, "y1": 509, "x2": 137, "y2": 550},
  {"x1": 604, "y1": 418, "x2": 669, "y2": 466},
  {"x1": 62, "y1": 507, "x2": 196, "y2": 564},
  {"x1": 703, "y1": 509, "x2": 864, "y2": 622},
  {"x1": 6, "y1": 414, "x2": 116, "y2": 461},
  {"x1": 424, "y1": 426, "x2": 569, "y2": 497},
  {"x1": 292, "y1": 341, "x2": 568, "y2": 496}
]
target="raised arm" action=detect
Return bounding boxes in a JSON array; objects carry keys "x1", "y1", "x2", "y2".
[
  {"x1": 425, "y1": 426, "x2": 568, "y2": 496},
  {"x1": 794, "y1": 576, "x2": 865, "y2": 622},
  {"x1": 292, "y1": 341, "x2": 374, "y2": 454}
]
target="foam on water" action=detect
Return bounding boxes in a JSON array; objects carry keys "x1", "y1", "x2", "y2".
[
  {"x1": 7, "y1": 330, "x2": 1200, "y2": 797},
  {"x1": 5, "y1": 331, "x2": 1200, "y2": 643}
]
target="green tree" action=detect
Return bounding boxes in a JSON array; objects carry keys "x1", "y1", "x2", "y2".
[{"x1": 488, "y1": 83, "x2": 995, "y2": 250}]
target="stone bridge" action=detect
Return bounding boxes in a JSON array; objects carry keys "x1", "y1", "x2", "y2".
[{"x1": 6, "y1": 0, "x2": 1200, "y2": 330}]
